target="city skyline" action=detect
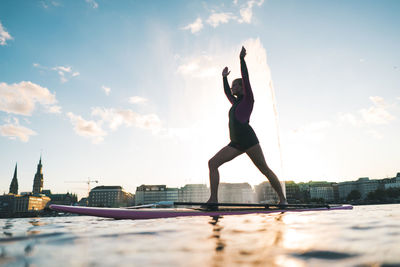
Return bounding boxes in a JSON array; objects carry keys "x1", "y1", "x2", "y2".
[
  {"x1": 2, "y1": 156, "x2": 398, "y2": 200},
  {"x1": 1, "y1": 0, "x2": 400, "y2": 198}
]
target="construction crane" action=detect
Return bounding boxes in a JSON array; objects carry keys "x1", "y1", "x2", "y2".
[{"x1": 65, "y1": 178, "x2": 99, "y2": 197}]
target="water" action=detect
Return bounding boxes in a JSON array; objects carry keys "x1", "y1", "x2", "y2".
[{"x1": 1, "y1": 204, "x2": 400, "y2": 267}]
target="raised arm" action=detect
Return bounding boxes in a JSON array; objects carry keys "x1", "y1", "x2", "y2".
[
  {"x1": 233, "y1": 46, "x2": 255, "y2": 123},
  {"x1": 240, "y1": 46, "x2": 253, "y2": 100},
  {"x1": 222, "y1": 67, "x2": 235, "y2": 104}
]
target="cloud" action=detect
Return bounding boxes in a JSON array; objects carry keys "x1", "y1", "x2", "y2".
[
  {"x1": 207, "y1": 12, "x2": 236, "y2": 27},
  {"x1": 367, "y1": 129, "x2": 383, "y2": 139},
  {"x1": 182, "y1": 18, "x2": 203, "y2": 33},
  {"x1": 337, "y1": 112, "x2": 363, "y2": 126},
  {"x1": 338, "y1": 96, "x2": 395, "y2": 127},
  {"x1": 0, "y1": 119, "x2": 37, "y2": 142},
  {"x1": 359, "y1": 96, "x2": 395, "y2": 125},
  {"x1": 52, "y1": 65, "x2": 80, "y2": 83},
  {"x1": 40, "y1": 0, "x2": 62, "y2": 9},
  {"x1": 91, "y1": 107, "x2": 162, "y2": 133},
  {"x1": 67, "y1": 112, "x2": 106, "y2": 144},
  {"x1": 58, "y1": 71, "x2": 67, "y2": 83},
  {"x1": 47, "y1": 105, "x2": 62, "y2": 113},
  {"x1": 0, "y1": 21, "x2": 13, "y2": 46},
  {"x1": 0, "y1": 81, "x2": 60, "y2": 116},
  {"x1": 292, "y1": 120, "x2": 332, "y2": 135},
  {"x1": 85, "y1": 0, "x2": 98, "y2": 9},
  {"x1": 290, "y1": 120, "x2": 332, "y2": 144},
  {"x1": 34, "y1": 64, "x2": 79, "y2": 83},
  {"x1": 335, "y1": 96, "x2": 399, "y2": 140},
  {"x1": 183, "y1": 0, "x2": 264, "y2": 33},
  {"x1": 238, "y1": 0, "x2": 264, "y2": 24},
  {"x1": 102, "y1": 85, "x2": 111, "y2": 96},
  {"x1": 54, "y1": 66, "x2": 71, "y2": 73},
  {"x1": 177, "y1": 55, "x2": 218, "y2": 78},
  {"x1": 67, "y1": 106, "x2": 162, "y2": 143},
  {"x1": 129, "y1": 96, "x2": 148, "y2": 105}
]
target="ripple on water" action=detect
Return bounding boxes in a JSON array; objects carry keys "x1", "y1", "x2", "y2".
[
  {"x1": 0, "y1": 204, "x2": 399, "y2": 266},
  {"x1": 0, "y1": 232, "x2": 65, "y2": 243},
  {"x1": 380, "y1": 263, "x2": 400, "y2": 267},
  {"x1": 292, "y1": 250, "x2": 358, "y2": 260},
  {"x1": 352, "y1": 225, "x2": 376, "y2": 230},
  {"x1": 96, "y1": 230, "x2": 161, "y2": 239},
  {"x1": 356, "y1": 263, "x2": 400, "y2": 267}
]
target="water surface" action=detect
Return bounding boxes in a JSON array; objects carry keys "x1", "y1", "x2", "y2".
[{"x1": 1, "y1": 204, "x2": 400, "y2": 266}]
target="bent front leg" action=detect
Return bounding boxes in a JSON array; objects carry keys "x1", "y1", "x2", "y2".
[{"x1": 207, "y1": 145, "x2": 243, "y2": 203}]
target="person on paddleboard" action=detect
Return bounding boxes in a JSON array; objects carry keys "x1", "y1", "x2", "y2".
[{"x1": 207, "y1": 46, "x2": 287, "y2": 205}]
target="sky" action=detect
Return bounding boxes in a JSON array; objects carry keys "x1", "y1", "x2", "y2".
[{"x1": 1, "y1": 0, "x2": 399, "y2": 198}]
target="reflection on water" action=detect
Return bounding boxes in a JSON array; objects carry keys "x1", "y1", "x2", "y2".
[
  {"x1": 0, "y1": 205, "x2": 400, "y2": 266},
  {"x1": 209, "y1": 216, "x2": 225, "y2": 252}
]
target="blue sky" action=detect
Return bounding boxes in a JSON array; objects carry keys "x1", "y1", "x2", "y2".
[{"x1": 1, "y1": 0, "x2": 399, "y2": 198}]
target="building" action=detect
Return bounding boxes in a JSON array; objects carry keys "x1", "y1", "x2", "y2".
[
  {"x1": 332, "y1": 183, "x2": 339, "y2": 201},
  {"x1": 255, "y1": 181, "x2": 285, "y2": 203},
  {"x1": 178, "y1": 184, "x2": 209, "y2": 202},
  {"x1": 0, "y1": 194, "x2": 51, "y2": 217},
  {"x1": 0, "y1": 162, "x2": 49, "y2": 217},
  {"x1": 338, "y1": 181, "x2": 357, "y2": 200},
  {"x1": 308, "y1": 181, "x2": 335, "y2": 202},
  {"x1": 135, "y1": 185, "x2": 179, "y2": 205},
  {"x1": 32, "y1": 157, "x2": 44, "y2": 195},
  {"x1": 295, "y1": 182, "x2": 311, "y2": 202},
  {"x1": 77, "y1": 197, "x2": 88, "y2": 206},
  {"x1": 384, "y1": 173, "x2": 400, "y2": 190},
  {"x1": 338, "y1": 177, "x2": 382, "y2": 200},
  {"x1": 283, "y1": 181, "x2": 338, "y2": 203},
  {"x1": 15, "y1": 194, "x2": 50, "y2": 212},
  {"x1": 9, "y1": 163, "x2": 18, "y2": 195},
  {"x1": 219, "y1": 183, "x2": 256, "y2": 203},
  {"x1": 42, "y1": 190, "x2": 78, "y2": 205},
  {"x1": 285, "y1": 181, "x2": 301, "y2": 203},
  {"x1": 166, "y1": 187, "x2": 179, "y2": 203},
  {"x1": 357, "y1": 178, "x2": 381, "y2": 199},
  {"x1": 89, "y1": 186, "x2": 134, "y2": 207}
]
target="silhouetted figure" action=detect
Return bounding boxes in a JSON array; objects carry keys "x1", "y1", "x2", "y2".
[{"x1": 207, "y1": 46, "x2": 287, "y2": 205}]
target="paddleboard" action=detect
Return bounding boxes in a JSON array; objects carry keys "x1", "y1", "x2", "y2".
[{"x1": 50, "y1": 204, "x2": 353, "y2": 220}]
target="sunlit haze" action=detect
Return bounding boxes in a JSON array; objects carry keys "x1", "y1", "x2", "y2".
[{"x1": 1, "y1": 0, "x2": 399, "y2": 198}]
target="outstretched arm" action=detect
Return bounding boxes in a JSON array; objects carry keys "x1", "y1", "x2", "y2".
[
  {"x1": 240, "y1": 46, "x2": 253, "y2": 100},
  {"x1": 222, "y1": 67, "x2": 235, "y2": 104},
  {"x1": 234, "y1": 46, "x2": 255, "y2": 123}
]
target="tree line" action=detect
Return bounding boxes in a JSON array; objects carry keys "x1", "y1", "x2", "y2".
[{"x1": 347, "y1": 187, "x2": 400, "y2": 203}]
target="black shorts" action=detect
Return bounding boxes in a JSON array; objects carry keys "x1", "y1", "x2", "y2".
[
  {"x1": 228, "y1": 140, "x2": 259, "y2": 152},
  {"x1": 228, "y1": 120, "x2": 259, "y2": 152}
]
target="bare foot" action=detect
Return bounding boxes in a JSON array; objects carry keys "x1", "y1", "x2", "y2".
[
  {"x1": 279, "y1": 199, "x2": 288, "y2": 205},
  {"x1": 201, "y1": 198, "x2": 218, "y2": 210},
  {"x1": 206, "y1": 197, "x2": 218, "y2": 204}
]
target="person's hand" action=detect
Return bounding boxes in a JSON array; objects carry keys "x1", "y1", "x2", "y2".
[
  {"x1": 240, "y1": 46, "x2": 246, "y2": 59},
  {"x1": 222, "y1": 67, "x2": 230, "y2": 77}
]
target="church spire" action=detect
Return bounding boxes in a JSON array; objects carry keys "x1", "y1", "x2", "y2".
[
  {"x1": 33, "y1": 156, "x2": 44, "y2": 194},
  {"x1": 9, "y1": 163, "x2": 18, "y2": 195},
  {"x1": 38, "y1": 154, "x2": 42, "y2": 171}
]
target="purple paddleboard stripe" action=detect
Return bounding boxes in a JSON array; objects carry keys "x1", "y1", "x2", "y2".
[{"x1": 50, "y1": 204, "x2": 353, "y2": 220}]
